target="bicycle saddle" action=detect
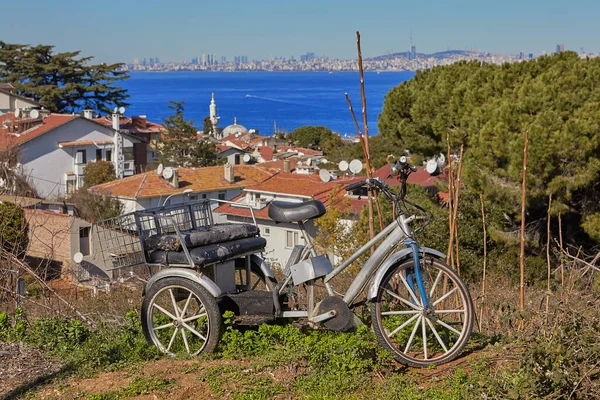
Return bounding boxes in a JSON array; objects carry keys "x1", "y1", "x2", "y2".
[{"x1": 268, "y1": 200, "x2": 326, "y2": 223}]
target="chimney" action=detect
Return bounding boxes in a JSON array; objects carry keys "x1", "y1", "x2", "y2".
[
  {"x1": 83, "y1": 110, "x2": 94, "y2": 120},
  {"x1": 283, "y1": 159, "x2": 291, "y2": 173},
  {"x1": 169, "y1": 169, "x2": 179, "y2": 189},
  {"x1": 224, "y1": 163, "x2": 235, "y2": 183},
  {"x1": 133, "y1": 115, "x2": 147, "y2": 129},
  {"x1": 112, "y1": 113, "x2": 120, "y2": 131}
]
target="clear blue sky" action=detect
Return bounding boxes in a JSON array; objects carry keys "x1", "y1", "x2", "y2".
[{"x1": 0, "y1": 0, "x2": 596, "y2": 63}]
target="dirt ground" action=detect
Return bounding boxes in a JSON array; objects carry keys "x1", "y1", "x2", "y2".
[
  {"x1": 0, "y1": 342, "x2": 63, "y2": 399},
  {"x1": 0, "y1": 340, "x2": 510, "y2": 400}
]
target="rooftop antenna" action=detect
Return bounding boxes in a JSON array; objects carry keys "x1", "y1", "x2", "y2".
[{"x1": 157, "y1": 163, "x2": 164, "y2": 176}]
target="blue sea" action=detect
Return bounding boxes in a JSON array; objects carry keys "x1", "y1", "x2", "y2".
[{"x1": 120, "y1": 71, "x2": 414, "y2": 136}]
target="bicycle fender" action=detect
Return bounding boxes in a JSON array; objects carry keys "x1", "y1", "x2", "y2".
[
  {"x1": 251, "y1": 254, "x2": 275, "y2": 280},
  {"x1": 142, "y1": 268, "x2": 222, "y2": 298},
  {"x1": 367, "y1": 247, "x2": 446, "y2": 300}
]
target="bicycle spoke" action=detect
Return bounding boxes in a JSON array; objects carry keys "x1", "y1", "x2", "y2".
[
  {"x1": 383, "y1": 288, "x2": 423, "y2": 311},
  {"x1": 169, "y1": 289, "x2": 181, "y2": 318},
  {"x1": 388, "y1": 313, "x2": 420, "y2": 338},
  {"x1": 251, "y1": 279, "x2": 261, "y2": 290},
  {"x1": 153, "y1": 322, "x2": 174, "y2": 331},
  {"x1": 181, "y1": 292, "x2": 193, "y2": 317},
  {"x1": 182, "y1": 322, "x2": 207, "y2": 341},
  {"x1": 429, "y1": 270, "x2": 443, "y2": 298},
  {"x1": 397, "y1": 272, "x2": 422, "y2": 307},
  {"x1": 422, "y1": 316, "x2": 428, "y2": 360},
  {"x1": 431, "y1": 316, "x2": 462, "y2": 335},
  {"x1": 183, "y1": 312, "x2": 207, "y2": 323},
  {"x1": 434, "y1": 309, "x2": 465, "y2": 314},
  {"x1": 404, "y1": 315, "x2": 422, "y2": 354},
  {"x1": 153, "y1": 303, "x2": 176, "y2": 320},
  {"x1": 166, "y1": 327, "x2": 179, "y2": 352},
  {"x1": 181, "y1": 328, "x2": 190, "y2": 354},
  {"x1": 382, "y1": 310, "x2": 420, "y2": 316},
  {"x1": 432, "y1": 286, "x2": 459, "y2": 307},
  {"x1": 425, "y1": 317, "x2": 448, "y2": 353}
]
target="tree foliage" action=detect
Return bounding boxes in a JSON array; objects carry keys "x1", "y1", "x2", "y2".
[
  {"x1": 157, "y1": 101, "x2": 218, "y2": 168},
  {"x1": 70, "y1": 191, "x2": 123, "y2": 223},
  {"x1": 0, "y1": 201, "x2": 29, "y2": 257},
  {"x1": 0, "y1": 41, "x2": 129, "y2": 114},
  {"x1": 83, "y1": 161, "x2": 116, "y2": 188},
  {"x1": 203, "y1": 116, "x2": 213, "y2": 136},
  {"x1": 289, "y1": 126, "x2": 333, "y2": 149},
  {"x1": 378, "y1": 52, "x2": 600, "y2": 244}
]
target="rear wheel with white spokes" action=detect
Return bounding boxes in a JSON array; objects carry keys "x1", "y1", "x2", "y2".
[
  {"x1": 371, "y1": 258, "x2": 473, "y2": 367},
  {"x1": 141, "y1": 277, "x2": 222, "y2": 357}
]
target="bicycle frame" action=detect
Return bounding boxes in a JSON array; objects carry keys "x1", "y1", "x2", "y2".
[{"x1": 278, "y1": 211, "x2": 430, "y2": 319}]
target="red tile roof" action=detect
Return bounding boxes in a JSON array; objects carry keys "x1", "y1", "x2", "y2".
[
  {"x1": 276, "y1": 145, "x2": 322, "y2": 156},
  {"x1": 257, "y1": 158, "x2": 297, "y2": 172},
  {"x1": 93, "y1": 115, "x2": 163, "y2": 134},
  {"x1": 257, "y1": 146, "x2": 274, "y2": 161},
  {"x1": 59, "y1": 140, "x2": 113, "y2": 147},
  {"x1": 89, "y1": 164, "x2": 278, "y2": 199},
  {"x1": 0, "y1": 113, "x2": 78, "y2": 149}
]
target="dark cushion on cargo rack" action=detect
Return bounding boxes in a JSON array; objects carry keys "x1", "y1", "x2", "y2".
[
  {"x1": 145, "y1": 223, "x2": 260, "y2": 252},
  {"x1": 148, "y1": 237, "x2": 266, "y2": 267}
]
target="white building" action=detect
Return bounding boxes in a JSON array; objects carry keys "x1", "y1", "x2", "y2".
[
  {"x1": 215, "y1": 172, "x2": 362, "y2": 268},
  {"x1": 88, "y1": 164, "x2": 277, "y2": 215},
  {"x1": 0, "y1": 111, "x2": 143, "y2": 199},
  {"x1": 0, "y1": 84, "x2": 39, "y2": 114}
]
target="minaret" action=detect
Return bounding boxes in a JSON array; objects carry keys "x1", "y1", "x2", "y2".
[{"x1": 209, "y1": 92, "x2": 219, "y2": 136}]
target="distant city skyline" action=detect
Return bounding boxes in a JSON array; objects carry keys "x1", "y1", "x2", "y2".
[{"x1": 0, "y1": 0, "x2": 598, "y2": 64}]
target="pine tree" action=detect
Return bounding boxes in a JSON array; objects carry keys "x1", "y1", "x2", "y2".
[
  {"x1": 157, "y1": 101, "x2": 218, "y2": 167},
  {"x1": 0, "y1": 41, "x2": 129, "y2": 114}
]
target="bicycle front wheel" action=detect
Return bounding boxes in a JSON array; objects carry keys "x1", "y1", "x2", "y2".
[{"x1": 370, "y1": 258, "x2": 473, "y2": 367}]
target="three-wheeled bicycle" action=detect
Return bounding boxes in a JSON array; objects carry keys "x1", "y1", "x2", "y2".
[{"x1": 91, "y1": 157, "x2": 473, "y2": 367}]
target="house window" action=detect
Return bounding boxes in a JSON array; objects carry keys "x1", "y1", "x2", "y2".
[
  {"x1": 77, "y1": 176, "x2": 85, "y2": 189},
  {"x1": 263, "y1": 227, "x2": 270, "y2": 236},
  {"x1": 285, "y1": 230, "x2": 299, "y2": 249},
  {"x1": 106, "y1": 150, "x2": 112, "y2": 161},
  {"x1": 189, "y1": 195, "x2": 198, "y2": 201},
  {"x1": 66, "y1": 179, "x2": 76, "y2": 195},
  {"x1": 123, "y1": 147, "x2": 134, "y2": 161},
  {"x1": 79, "y1": 227, "x2": 91, "y2": 256},
  {"x1": 218, "y1": 191, "x2": 226, "y2": 200},
  {"x1": 202, "y1": 194, "x2": 207, "y2": 199},
  {"x1": 96, "y1": 149, "x2": 102, "y2": 161},
  {"x1": 75, "y1": 150, "x2": 87, "y2": 164}
]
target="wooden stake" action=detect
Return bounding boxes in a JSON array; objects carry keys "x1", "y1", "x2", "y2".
[
  {"x1": 545, "y1": 194, "x2": 552, "y2": 317},
  {"x1": 558, "y1": 212, "x2": 564, "y2": 288},
  {"x1": 451, "y1": 145, "x2": 464, "y2": 274},
  {"x1": 479, "y1": 194, "x2": 487, "y2": 333},
  {"x1": 446, "y1": 133, "x2": 454, "y2": 265},
  {"x1": 519, "y1": 131, "x2": 529, "y2": 312},
  {"x1": 345, "y1": 93, "x2": 385, "y2": 232}
]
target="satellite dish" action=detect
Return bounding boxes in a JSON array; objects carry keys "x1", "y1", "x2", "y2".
[
  {"x1": 306, "y1": 157, "x2": 312, "y2": 166},
  {"x1": 319, "y1": 168, "x2": 332, "y2": 182},
  {"x1": 156, "y1": 163, "x2": 164, "y2": 176},
  {"x1": 349, "y1": 159, "x2": 363, "y2": 174},
  {"x1": 14, "y1": 108, "x2": 20, "y2": 118},
  {"x1": 338, "y1": 160, "x2": 349, "y2": 172},
  {"x1": 113, "y1": 107, "x2": 118, "y2": 113},
  {"x1": 163, "y1": 167, "x2": 174, "y2": 180},
  {"x1": 73, "y1": 252, "x2": 84, "y2": 264},
  {"x1": 436, "y1": 153, "x2": 447, "y2": 169},
  {"x1": 243, "y1": 154, "x2": 251, "y2": 163},
  {"x1": 426, "y1": 159, "x2": 438, "y2": 175},
  {"x1": 118, "y1": 106, "x2": 126, "y2": 115},
  {"x1": 30, "y1": 109, "x2": 40, "y2": 119}
]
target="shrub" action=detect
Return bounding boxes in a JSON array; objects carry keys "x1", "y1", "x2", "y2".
[{"x1": 0, "y1": 201, "x2": 29, "y2": 256}]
